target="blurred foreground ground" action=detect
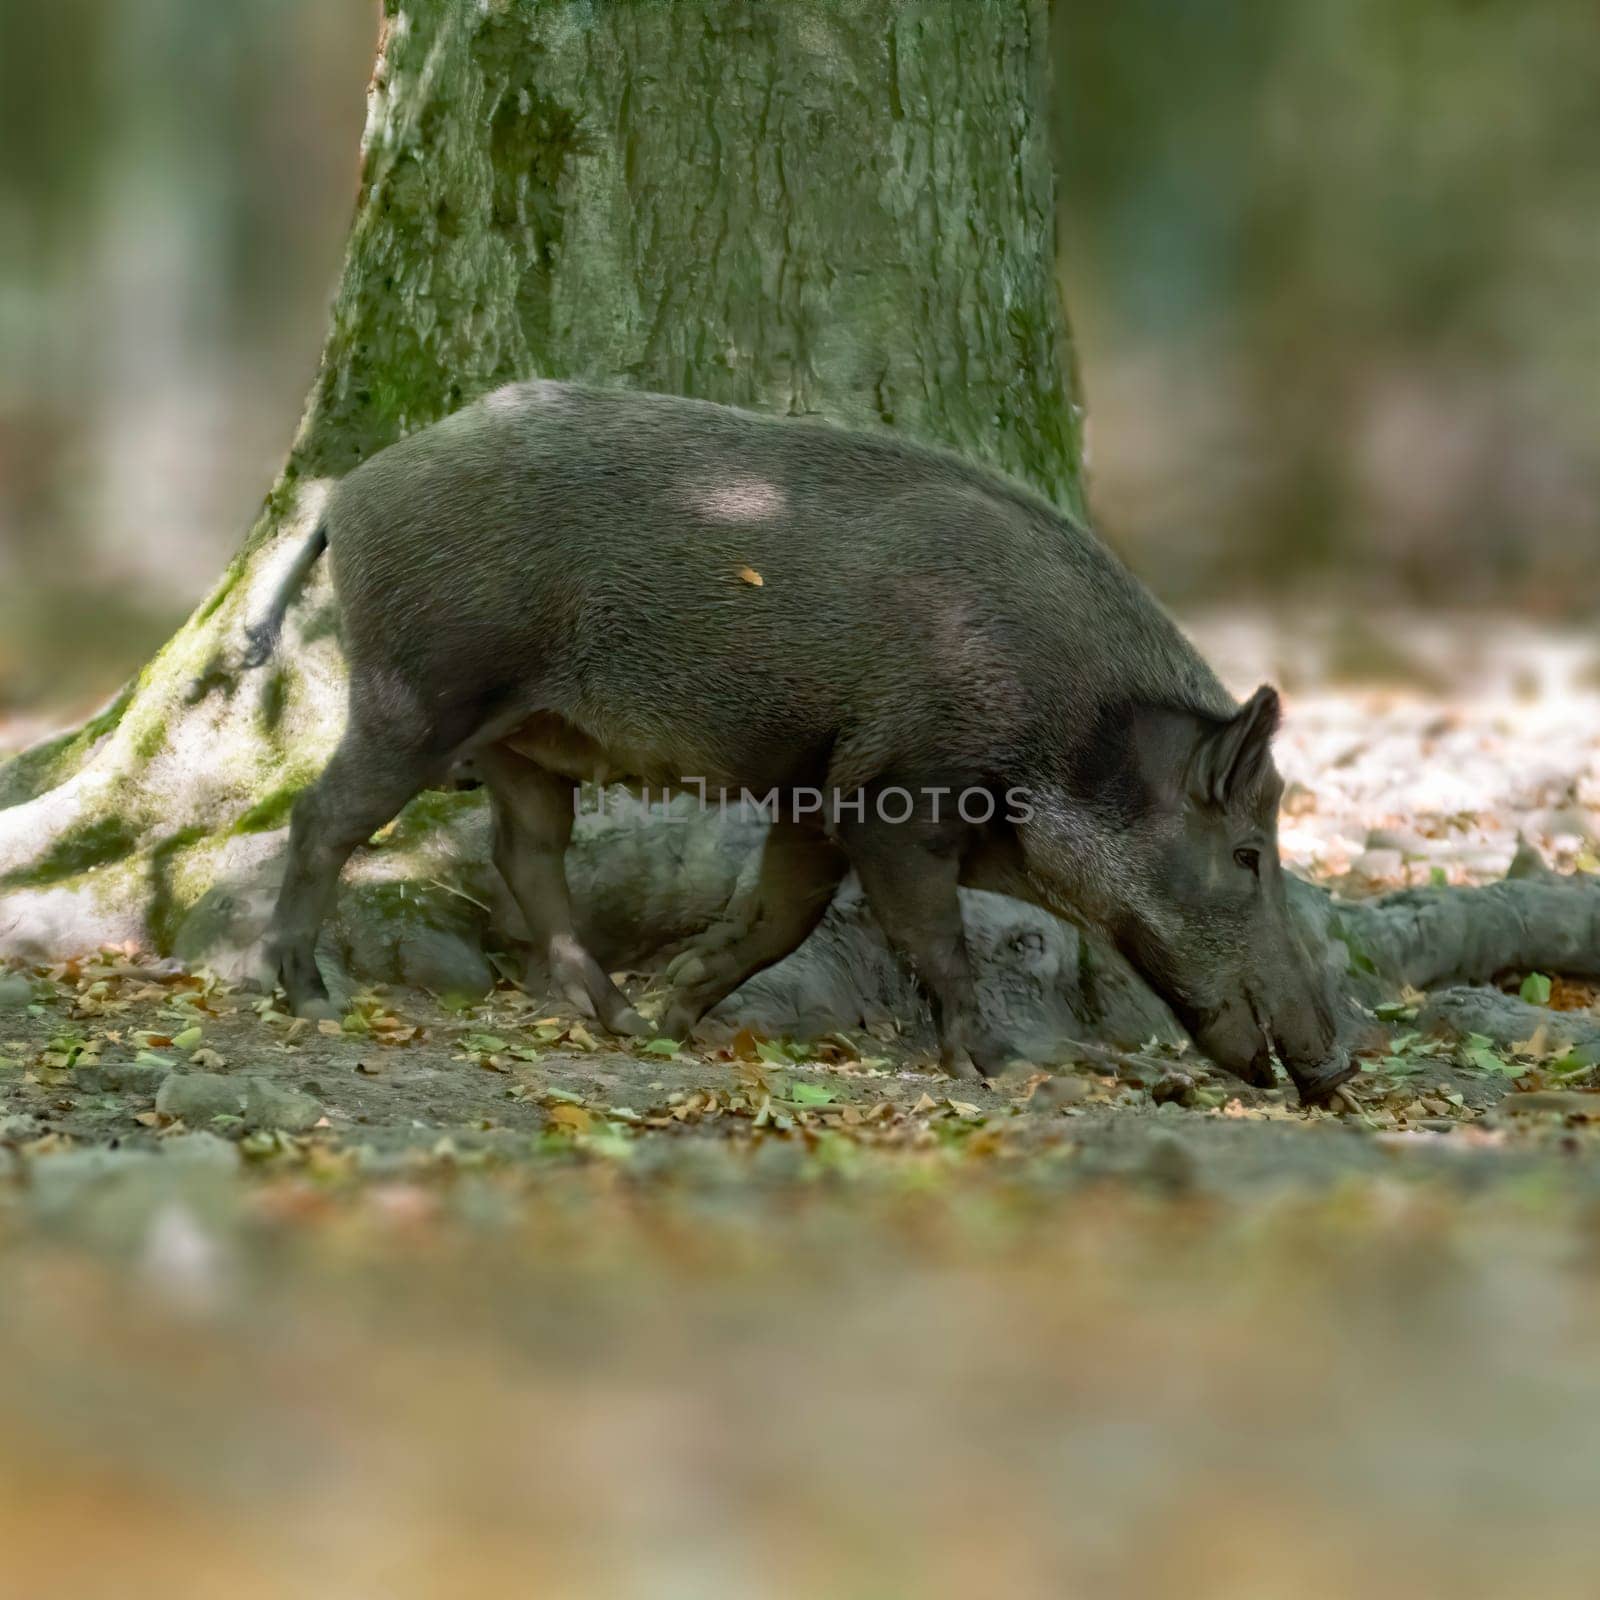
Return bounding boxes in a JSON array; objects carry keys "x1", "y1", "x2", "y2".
[{"x1": 2, "y1": 612, "x2": 1600, "y2": 1599}]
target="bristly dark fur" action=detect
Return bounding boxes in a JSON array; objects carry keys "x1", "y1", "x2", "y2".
[{"x1": 251, "y1": 381, "x2": 1345, "y2": 1101}]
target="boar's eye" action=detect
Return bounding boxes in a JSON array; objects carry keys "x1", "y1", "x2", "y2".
[{"x1": 1233, "y1": 847, "x2": 1261, "y2": 876}]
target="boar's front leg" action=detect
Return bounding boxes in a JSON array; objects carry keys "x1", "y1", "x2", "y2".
[
  {"x1": 658, "y1": 819, "x2": 847, "y2": 1040},
  {"x1": 266, "y1": 710, "x2": 449, "y2": 1019},
  {"x1": 840, "y1": 800, "x2": 1005, "y2": 1080},
  {"x1": 476, "y1": 744, "x2": 650, "y2": 1038}
]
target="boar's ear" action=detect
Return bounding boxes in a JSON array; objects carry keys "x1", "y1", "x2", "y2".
[{"x1": 1188, "y1": 685, "x2": 1281, "y2": 808}]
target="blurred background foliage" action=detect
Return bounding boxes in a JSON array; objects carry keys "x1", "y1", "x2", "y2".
[{"x1": 1, "y1": 0, "x2": 1596, "y2": 715}]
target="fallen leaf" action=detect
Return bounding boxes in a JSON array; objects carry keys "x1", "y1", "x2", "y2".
[
  {"x1": 548, "y1": 1103, "x2": 594, "y2": 1134},
  {"x1": 790, "y1": 1080, "x2": 838, "y2": 1106},
  {"x1": 1512, "y1": 1024, "x2": 1550, "y2": 1060},
  {"x1": 737, "y1": 566, "x2": 764, "y2": 586}
]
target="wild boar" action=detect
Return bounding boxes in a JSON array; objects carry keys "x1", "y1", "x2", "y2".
[{"x1": 244, "y1": 382, "x2": 1352, "y2": 1104}]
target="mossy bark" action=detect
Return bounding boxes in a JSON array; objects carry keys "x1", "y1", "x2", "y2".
[{"x1": 0, "y1": 0, "x2": 1083, "y2": 1000}]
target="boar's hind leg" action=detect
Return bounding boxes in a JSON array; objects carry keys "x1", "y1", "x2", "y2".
[
  {"x1": 840, "y1": 807, "x2": 1002, "y2": 1080},
  {"x1": 476, "y1": 744, "x2": 650, "y2": 1038},
  {"x1": 267, "y1": 720, "x2": 447, "y2": 1019},
  {"x1": 658, "y1": 820, "x2": 847, "y2": 1040}
]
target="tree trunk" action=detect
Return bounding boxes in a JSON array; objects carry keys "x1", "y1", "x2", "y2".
[{"x1": 0, "y1": 0, "x2": 1084, "y2": 1004}]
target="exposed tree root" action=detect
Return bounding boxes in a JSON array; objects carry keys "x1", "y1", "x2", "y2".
[
  {"x1": 1415, "y1": 987, "x2": 1600, "y2": 1060},
  {"x1": 1314, "y1": 861, "x2": 1600, "y2": 994}
]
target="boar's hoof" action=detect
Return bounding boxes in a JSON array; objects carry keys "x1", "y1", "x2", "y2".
[
  {"x1": 607, "y1": 1006, "x2": 654, "y2": 1040},
  {"x1": 939, "y1": 1046, "x2": 984, "y2": 1082},
  {"x1": 1289, "y1": 1052, "x2": 1359, "y2": 1109},
  {"x1": 655, "y1": 1000, "x2": 701, "y2": 1042},
  {"x1": 293, "y1": 996, "x2": 340, "y2": 1024}
]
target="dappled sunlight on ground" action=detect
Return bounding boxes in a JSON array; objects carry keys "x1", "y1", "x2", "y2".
[{"x1": 1189, "y1": 612, "x2": 1600, "y2": 891}]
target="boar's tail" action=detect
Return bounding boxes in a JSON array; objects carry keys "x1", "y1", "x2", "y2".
[{"x1": 241, "y1": 523, "x2": 329, "y2": 670}]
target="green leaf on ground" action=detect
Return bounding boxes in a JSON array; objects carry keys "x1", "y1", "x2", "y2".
[
  {"x1": 789, "y1": 1080, "x2": 838, "y2": 1106},
  {"x1": 1551, "y1": 1042, "x2": 1600, "y2": 1075},
  {"x1": 1460, "y1": 1033, "x2": 1520, "y2": 1076},
  {"x1": 1519, "y1": 973, "x2": 1553, "y2": 1005}
]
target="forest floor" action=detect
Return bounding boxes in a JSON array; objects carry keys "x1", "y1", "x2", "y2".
[{"x1": 2, "y1": 611, "x2": 1600, "y2": 1598}]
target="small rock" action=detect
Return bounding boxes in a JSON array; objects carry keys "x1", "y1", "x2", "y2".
[
  {"x1": 242, "y1": 1080, "x2": 324, "y2": 1132},
  {"x1": 73, "y1": 1059, "x2": 170, "y2": 1095},
  {"x1": 0, "y1": 972, "x2": 34, "y2": 1010},
  {"x1": 156, "y1": 1073, "x2": 247, "y2": 1126},
  {"x1": 155, "y1": 1073, "x2": 322, "y2": 1132}
]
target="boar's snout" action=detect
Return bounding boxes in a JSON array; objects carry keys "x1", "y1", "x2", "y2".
[
  {"x1": 1285, "y1": 1039, "x2": 1356, "y2": 1107},
  {"x1": 1187, "y1": 954, "x2": 1352, "y2": 1107}
]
